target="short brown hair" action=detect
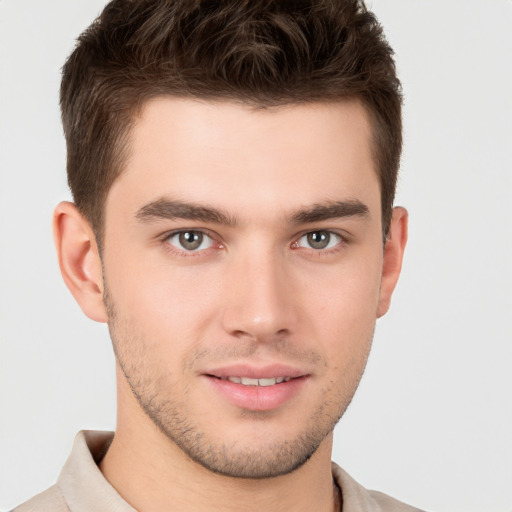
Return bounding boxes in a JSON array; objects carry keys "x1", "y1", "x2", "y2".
[{"x1": 61, "y1": 0, "x2": 402, "y2": 240}]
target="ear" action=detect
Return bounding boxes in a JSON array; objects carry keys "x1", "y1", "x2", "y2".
[
  {"x1": 53, "y1": 201, "x2": 108, "y2": 323},
  {"x1": 377, "y1": 206, "x2": 408, "y2": 318}
]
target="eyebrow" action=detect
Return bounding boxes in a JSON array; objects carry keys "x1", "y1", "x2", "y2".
[
  {"x1": 135, "y1": 198, "x2": 238, "y2": 227},
  {"x1": 135, "y1": 198, "x2": 369, "y2": 227},
  {"x1": 290, "y1": 199, "x2": 369, "y2": 224}
]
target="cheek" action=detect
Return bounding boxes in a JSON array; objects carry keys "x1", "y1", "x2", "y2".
[
  {"x1": 298, "y1": 254, "x2": 382, "y2": 328},
  {"x1": 294, "y1": 254, "x2": 382, "y2": 368},
  {"x1": 105, "y1": 250, "x2": 223, "y2": 350},
  {"x1": 104, "y1": 228, "x2": 383, "y2": 362}
]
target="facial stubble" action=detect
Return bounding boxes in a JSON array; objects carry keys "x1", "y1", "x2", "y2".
[{"x1": 104, "y1": 286, "x2": 373, "y2": 479}]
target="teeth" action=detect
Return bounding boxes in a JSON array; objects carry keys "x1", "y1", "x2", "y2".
[
  {"x1": 258, "y1": 378, "x2": 276, "y2": 387},
  {"x1": 241, "y1": 377, "x2": 259, "y2": 386},
  {"x1": 224, "y1": 376, "x2": 291, "y2": 386}
]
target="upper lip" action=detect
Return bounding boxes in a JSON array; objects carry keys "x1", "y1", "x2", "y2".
[{"x1": 203, "y1": 364, "x2": 308, "y2": 380}]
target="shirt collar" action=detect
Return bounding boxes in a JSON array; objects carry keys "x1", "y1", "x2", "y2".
[
  {"x1": 58, "y1": 430, "x2": 388, "y2": 512},
  {"x1": 58, "y1": 430, "x2": 136, "y2": 512}
]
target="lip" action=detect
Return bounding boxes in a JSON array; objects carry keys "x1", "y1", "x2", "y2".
[
  {"x1": 203, "y1": 364, "x2": 309, "y2": 412},
  {"x1": 204, "y1": 363, "x2": 307, "y2": 380}
]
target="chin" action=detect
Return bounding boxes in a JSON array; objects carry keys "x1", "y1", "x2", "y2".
[{"x1": 142, "y1": 399, "x2": 342, "y2": 480}]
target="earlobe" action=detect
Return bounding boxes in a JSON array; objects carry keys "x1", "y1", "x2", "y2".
[
  {"x1": 377, "y1": 206, "x2": 408, "y2": 318},
  {"x1": 53, "y1": 201, "x2": 108, "y2": 323}
]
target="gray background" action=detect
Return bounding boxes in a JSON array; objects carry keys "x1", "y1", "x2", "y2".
[{"x1": 1, "y1": 1, "x2": 511, "y2": 510}]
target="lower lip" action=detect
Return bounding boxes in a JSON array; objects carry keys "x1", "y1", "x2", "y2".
[{"x1": 205, "y1": 376, "x2": 308, "y2": 411}]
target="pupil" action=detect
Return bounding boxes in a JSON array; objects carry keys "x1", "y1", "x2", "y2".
[
  {"x1": 180, "y1": 231, "x2": 202, "y2": 250},
  {"x1": 307, "y1": 231, "x2": 330, "y2": 249}
]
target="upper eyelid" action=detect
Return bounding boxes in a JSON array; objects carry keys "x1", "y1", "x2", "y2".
[
  {"x1": 294, "y1": 228, "x2": 350, "y2": 242},
  {"x1": 161, "y1": 227, "x2": 219, "y2": 241},
  {"x1": 298, "y1": 230, "x2": 342, "y2": 238}
]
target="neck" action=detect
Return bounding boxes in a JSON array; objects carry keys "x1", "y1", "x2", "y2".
[{"x1": 100, "y1": 372, "x2": 339, "y2": 512}]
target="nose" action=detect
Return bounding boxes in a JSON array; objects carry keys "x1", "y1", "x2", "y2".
[{"x1": 221, "y1": 248, "x2": 298, "y2": 343}]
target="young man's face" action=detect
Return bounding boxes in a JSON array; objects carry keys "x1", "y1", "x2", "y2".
[{"x1": 98, "y1": 98, "x2": 403, "y2": 478}]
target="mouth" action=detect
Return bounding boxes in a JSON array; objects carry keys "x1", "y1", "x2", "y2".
[
  {"x1": 203, "y1": 366, "x2": 309, "y2": 411},
  {"x1": 211, "y1": 376, "x2": 293, "y2": 386}
]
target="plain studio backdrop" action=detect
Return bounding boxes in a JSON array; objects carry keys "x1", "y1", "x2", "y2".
[{"x1": 1, "y1": 1, "x2": 511, "y2": 511}]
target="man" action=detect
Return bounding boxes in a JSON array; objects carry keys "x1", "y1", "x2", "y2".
[{"x1": 15, "y1": 1, "x2": 419, "y2": 510}]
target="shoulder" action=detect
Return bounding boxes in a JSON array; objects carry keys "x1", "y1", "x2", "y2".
[
  {"x1": 332, "y1": 463, "x2": 426, "y2": 512},
  {"x1": 11, "y1": 485, "x2": 70, "y2": 512}
]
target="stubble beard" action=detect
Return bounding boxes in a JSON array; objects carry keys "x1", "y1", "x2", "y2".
[{"x1": 104, "y1": 288, "x2": 371, "y2": 479}]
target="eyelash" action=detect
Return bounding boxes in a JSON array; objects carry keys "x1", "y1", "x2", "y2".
[
  {"x1": 161, "y1": 230, "x2": 222, "y2": 257},
  {"x1": 291, "y1": 231, "x2": 347, "y2": 255},
  {"x1": 160, "y1": 229, "x2": 348, "y2": 257}
]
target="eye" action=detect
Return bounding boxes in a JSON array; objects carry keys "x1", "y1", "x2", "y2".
[
  {"x1": 166, "y1": 231, "x2": 215, "y2": 252},
  {"x1": 296, "y1": 231, "x2": 342, "y2": 250}
]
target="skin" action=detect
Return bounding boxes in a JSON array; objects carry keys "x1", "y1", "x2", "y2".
[{"x1": 54, "y1": 98, "x2": 407, "y2": 512}]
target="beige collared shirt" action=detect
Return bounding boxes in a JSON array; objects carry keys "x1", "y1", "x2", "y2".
[{"x1": 14, "y1": 431, "x2": 425, "y2": 512}]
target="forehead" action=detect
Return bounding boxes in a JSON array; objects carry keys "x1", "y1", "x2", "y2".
[{"x1": 107, "y1": 97, "x2": 380, "y2": 222}]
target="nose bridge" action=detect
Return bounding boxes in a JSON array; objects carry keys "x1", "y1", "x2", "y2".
[{"x1": 221, "y1": 242, "x2": 297, "y2": 340}]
